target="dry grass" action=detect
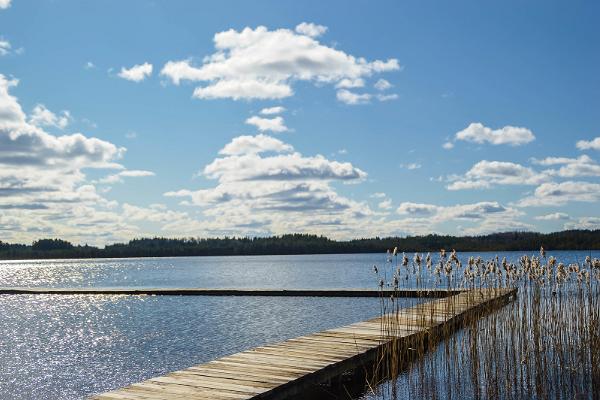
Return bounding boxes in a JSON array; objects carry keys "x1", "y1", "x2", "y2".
[{"x1": 368, "y1": 249, "x2": 600, "y2": 400}]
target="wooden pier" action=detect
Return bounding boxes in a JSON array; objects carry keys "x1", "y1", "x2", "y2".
[
  {"x1": 0, "y1": 287, "x2": 459, "y2": 297},
  {"x1": 91, "y1": 287, "x2": 516, "y2": 400}
]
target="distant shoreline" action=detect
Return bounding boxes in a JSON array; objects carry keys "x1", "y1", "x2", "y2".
[{"x1": 1, "y1": 230, "x2": 599, "y2": 261}]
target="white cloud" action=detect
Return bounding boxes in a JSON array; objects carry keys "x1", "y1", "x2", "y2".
[
  {"x1": 0, "y1": 0, "x2": 11, "y2": 9},
  {"x1": 117, "y1": 62, "x2": 153, "y2": 82},
  {"x1": 532, "y1": 155, "x2": 600, "y2": 178},
  {"x1": 84, "y1": 61, "x2": 95, "y2": 70},
  {"x1": 396, "y1": 201, "x2": 521, "y2": 224},
  {"x1": 531, "y1": 155, "x2": 590, "y2": 166},
  {"x1": 576, "y1": 137, "x2": 600, "y2": 151},
  {"x1": 442, "y1": 141, "x2": 454, "y2": 150},
  {"x1": 245, "y1": 115, "x2": 288, "y2": 132},
  {"x1": 164, "y1": 134, "x2": 372, "y2": 237},
  {"x1": 260, "y1": 106, "x2": 285, "y2": 115},
  {"x1": 28, "y1": 104, "x2": 72, "y2": 129},
  {"x1": 376, "y1": 93, "x2": 398, "y2": 102},
  {"x1": 535, "y1": 212, "x2": 570, "y2": 221},
  {"x1": 295, "y1": 22, "x2": 328, "y2": 38},
  {"x1": 370, "y1": 192, "x2": 386, "y2": 198},
  {"x1": 374, "y1": 79, "x2": 392, "y2": 91},
  {"x1": 447, "y1": 160, "x2": 547, "y2": 190},
  {"x1": 401, "y1": 163, "x2": 421, "y2": 170},
  {"x1": 193, "y1": 79, "x2": 292, "y2": 100},
  {"x1": 122, "y1": 203, "x2": 188, "y2": 223},
  {"x1": 454, "y1": 122, "x2": 535, "y2": 146},
  {"x1": 461, "y1": 218, "x2": 534, "y2": 235},
  {"x1": 564, "y1": 217, "x2": 600, "y2": 230},
  {"x1": 378, "y1": 199, "x2": 392, "y2": 209},
  {"x1": 160, "y1": 25, "x2": 399, "y2": 101},
  {"x1": 396, "y1": 202, "x2": 439, "y2": 217},
  {"x1": 0, "y1": 74, "x2": 157, "y2": 245},
  {"x1": 0, "y1": 75, "x2": 124, "y2": 170},
  {"x1": 219, "y1": 134, "x2": 293, "y2": 155},
  {"x1": 335, "y1": 78, "x2": 365, "y2": 89},
  {"x1": 517, "y1": 181, "x2": 600, "y2": 207},
  {"x1": 203, "y1": 152, "x2": 367, "y2": 183},
  {"x1": 0, "y1": 38, "x2": 10, "y2": 56},
  {"x1": 98, "y1": 170, "x2": 155, "y2": 184},
  {"x1": 336, "y1": 89, "x2": 371, "y2": 105}
]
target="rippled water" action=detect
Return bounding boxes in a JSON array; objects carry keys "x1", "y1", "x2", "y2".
[
  {"x1": 1, "y1": 251, "x2": 597, "y2": 399},
  {"x1": 2, "y1": 251, "x2": 597, "y2": 289},
  {"x1": 0, "y1": 294, "x2": 398, "y2": 399}
]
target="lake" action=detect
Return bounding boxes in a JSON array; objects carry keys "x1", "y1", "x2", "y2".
[{"x1": 1, "y1": 250, "x2": 598, "y2": 399}]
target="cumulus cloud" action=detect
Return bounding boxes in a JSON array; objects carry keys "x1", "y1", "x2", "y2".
[
  {"x1": 395, "y1": 201, "x2": 524, "y2": 234},
  {"x1": 0, "y1": 74, "x2": 158, "y2": 244},
  {"x1": 245, "y1": 115, "x2": 288, "y2": 132},
  {"x1": 219, "y1": 134, "x2": 293, "y2": 155},
  {"x1": 374, "y1": 79, "x2": 392, "y2": 91},
  {"x1": 203, "y1": 152, "x2": 367, "y2": 183},
  {"x1": 98, "y1": 169, "x2": 155, "y2": 184},
  {"x1": 122, "y1": 203, "x2": 188, "y2": 223},
  {"x1": 370, "y1": 192, "x2": 386, "y2": 199},
  {"x1": 401, "y1": 163, "x2": 421, "y2": 170},
  {"x1": 336, "y1": 89, "x2": 371, "y2": 105},
  {"x1": 28, "y1": 104, "x2": 72, "y2": 129},
  {"x1": 532, "y1": 155, "x2": 600, "y2": 178},
  {"x1": 447, "y1": 160, "x2": 547, "y2": 190},
  {"x1": 260, "y1": 106, "x2": 285, "y2": 115},
  {"x1": 376, "y1": 93, "x2": 398, "y2": 102},
  {"x1": 117, "y1": 62, "x2": 153, "y2": 82},
  {"x1": 335, "y1": 78, "x2": 365, "y2": 89},
  {"x1": 454, "y1": 122, "x2": 535, "y2": 146},
  {"x1": 378, "y1": 199, "x2": 392, "y2": 209},
  {"x1": 535, "y1": 212, "x2": 570, "y2": 221},
  {"x1": 295, "y1": 22, "x2": 328, "y2": 38},
  {"x1": 397, "y1": 202, "x2": 439, "y2": 217},
  {"x1": 0, "y1": 38, "x2": 10, "y2": 56},
  {"x1": 160, "y1": 25, "x2": 399, "y2": 101},
  {"x1": 442, "y1": 141, "x2": 454, "y2": 150},
  {"x1": 564, "y1": 217, "x2": 600, "y2": 230},
  {"x1": 517, "y1": 181, "x2": 600, "y2": 207},
  {"x1": 0, "y1": 75, "x2": 124, "y2": 169},
  {"x1": 576, "y1": 137, "x2": 600, "y2": 151},
  {"x1": 164, "y1": 134, "x2": 372, "y2": 237},
  {"x1": 0, "y1": 0, "x2": 10, "y2": 9}
]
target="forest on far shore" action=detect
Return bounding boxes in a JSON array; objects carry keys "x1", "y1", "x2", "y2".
[{"x1": 1, "y1": 230, "x2": 599, "y2": 260}]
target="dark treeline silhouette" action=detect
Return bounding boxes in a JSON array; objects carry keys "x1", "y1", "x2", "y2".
[{"x1": 1, "y1": 230, "x2": 600, "y2": 260}]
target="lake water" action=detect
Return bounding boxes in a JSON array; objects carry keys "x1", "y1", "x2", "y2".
[{"x1": 1, "y1": 250, "x2": 598, "y2": 399}]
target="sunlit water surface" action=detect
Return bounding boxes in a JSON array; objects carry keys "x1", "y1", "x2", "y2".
[{"x1": 1, "y1": 251, "x2": 597, "y2": 399}]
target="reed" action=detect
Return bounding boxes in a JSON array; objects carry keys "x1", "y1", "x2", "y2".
[{"x1": 368, "y1": 249, "x2": 600, "y2": 399}]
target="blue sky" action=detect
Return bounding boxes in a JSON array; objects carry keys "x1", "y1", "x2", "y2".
[{"x1": 1, "y1": 0, "x2": 599, "y2": 245}]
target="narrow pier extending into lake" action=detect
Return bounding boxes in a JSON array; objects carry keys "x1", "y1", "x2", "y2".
[
  {"x1": 0, "y1": 287, "x2": 460, "y2": 297},
  {"x1": 91, "y1": 287, "x2": 516, "y2": 400}
]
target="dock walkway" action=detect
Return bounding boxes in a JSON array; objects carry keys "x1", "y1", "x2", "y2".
[
  {"x1": 0, "y1": 287, "x2": 458, "y2": 297},
  {"x1": 91, "y1": 288, "x2": 516, "y2": 400}
]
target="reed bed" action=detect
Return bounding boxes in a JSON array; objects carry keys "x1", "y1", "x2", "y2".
[{"x1": 367, "y1": 248, "x2": 600, "y2": 400}]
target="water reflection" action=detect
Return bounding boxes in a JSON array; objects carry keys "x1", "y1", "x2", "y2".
[{"x1": 0, "y1": 294, "x2": 423, "y2": 399}]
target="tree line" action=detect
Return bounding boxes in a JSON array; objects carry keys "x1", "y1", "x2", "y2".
[{"x1": 1, "y1": 230, "x2": 599, "y2": 260}]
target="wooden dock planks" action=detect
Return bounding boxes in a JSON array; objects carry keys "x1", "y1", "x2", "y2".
[{"x1": 91, "y1": 288, "x2": 516, "y2": 400}]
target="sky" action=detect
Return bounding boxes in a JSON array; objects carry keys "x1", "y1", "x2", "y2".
[{"x1": 1, "y1": 0, "x2": 599, "y2": 245}]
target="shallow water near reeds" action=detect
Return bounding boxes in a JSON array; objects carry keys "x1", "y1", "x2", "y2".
[{"x1": 1, "y1": 250, "x2": 598, "y2": 399}]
